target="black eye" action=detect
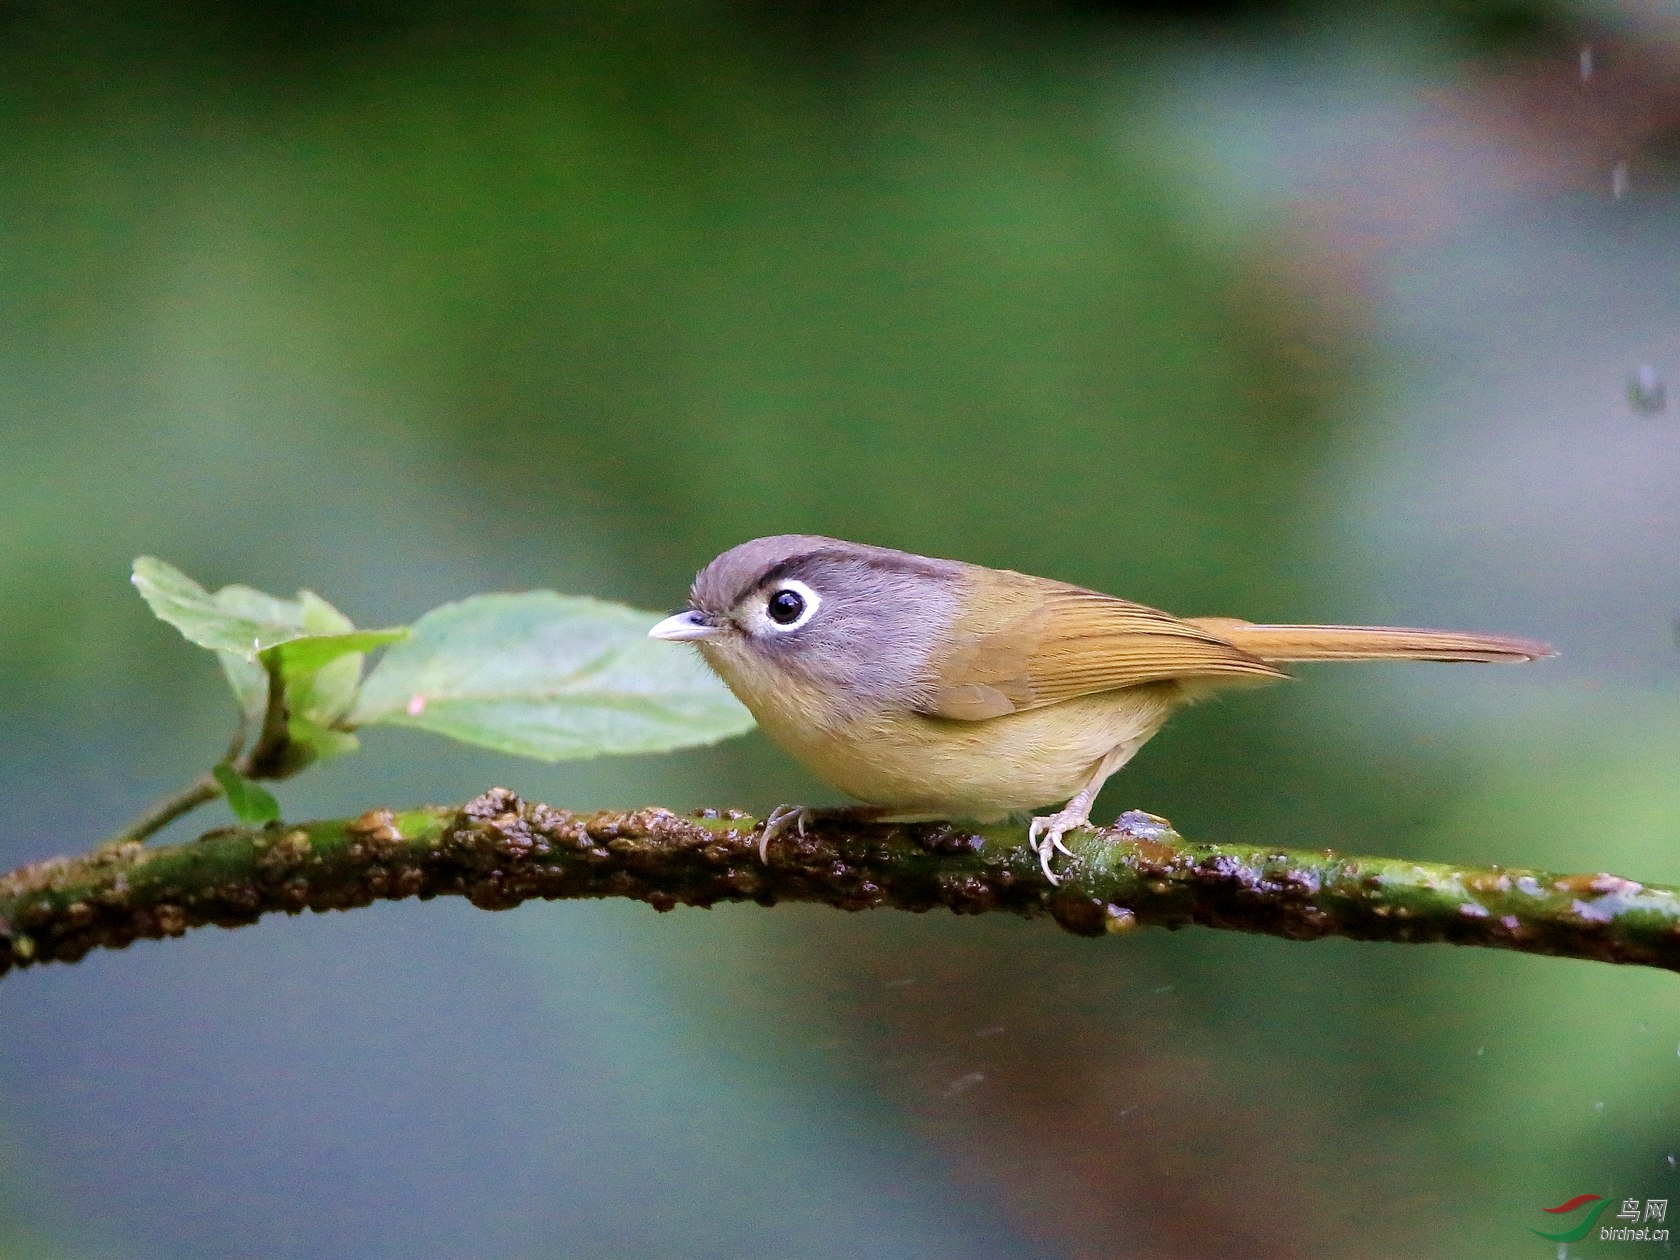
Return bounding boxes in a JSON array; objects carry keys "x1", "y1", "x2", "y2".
[{"x1": 767, "y1": 588, "x2": 806, "y2": 625}]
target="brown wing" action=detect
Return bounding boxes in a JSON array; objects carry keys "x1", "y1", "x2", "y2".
[{"x1": 921, "y1": 571, "x2": 1286, "y2": 720}]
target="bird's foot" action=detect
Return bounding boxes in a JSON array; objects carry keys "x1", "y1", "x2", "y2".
[
  {"x1": 757, "y1": 804, "x2": 899, "y2": 863},
  {"x1": 1028, "y1": 808, "x2": 1093, "y2": 884},
  {"x1": 759, "y1": 804, "x2": 811, "y2": 863}
]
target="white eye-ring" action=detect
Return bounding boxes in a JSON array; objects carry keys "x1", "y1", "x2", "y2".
[{"x1": 762, "y1": 579, "x2": 820, "y2": 632}]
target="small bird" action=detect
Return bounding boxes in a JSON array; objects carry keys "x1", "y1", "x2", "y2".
[{"x1": 650, "y1": 536, "x2": 1554, "y2": 882}]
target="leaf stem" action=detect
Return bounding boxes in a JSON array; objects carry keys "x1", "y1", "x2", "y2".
[
  {"x1": 242, "y1": 652, "x2": 293, "y2": 778},
  {"x1": 100, "y1": 706, "x2": 251, "y2": 849},
  {"x1": 99, "y1": 772, "x2": 223, "y2": 847}
]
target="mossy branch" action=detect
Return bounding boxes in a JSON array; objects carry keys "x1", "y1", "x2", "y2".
[{"x1": 2, "y1": 788, "x2": 1677, "y2": 979}]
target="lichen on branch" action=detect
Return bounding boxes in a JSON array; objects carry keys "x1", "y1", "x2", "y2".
[{"x1": 2, "y1": 788, "x2": 1678, "y2": 979}]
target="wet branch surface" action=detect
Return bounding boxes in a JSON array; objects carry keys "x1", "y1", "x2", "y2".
[{"x1": 3, "y1": 787, "x2": 1678, "y2": 979}]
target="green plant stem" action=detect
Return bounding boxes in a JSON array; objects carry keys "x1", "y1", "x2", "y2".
[
  {"x1": 101, "y1": 772, "x2": 224, "y2": 847},
  {"x1": 6, "y1": 788, "x2": 1679, "y2": 978},
  {"x1": 241, "y1": 652, "x2": 293, "y2": 779},
  {"x1": 100, "y1": 671, "x2": 308, "y2": 848}
]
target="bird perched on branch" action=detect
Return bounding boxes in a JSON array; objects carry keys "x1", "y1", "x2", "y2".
[{"x1": 651, "y1": 535, "x2": 1554, "y2": 882}]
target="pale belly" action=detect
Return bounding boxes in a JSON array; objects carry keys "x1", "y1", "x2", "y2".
[{"x1": 751, "y1": 683, "x2": 1183, "y2": 818}]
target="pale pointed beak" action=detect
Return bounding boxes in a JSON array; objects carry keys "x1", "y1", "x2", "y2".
[{"x1": 648, "y1": 610, "x2": 726, "y2": 642}]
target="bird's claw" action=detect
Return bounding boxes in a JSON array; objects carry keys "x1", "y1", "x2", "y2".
[
  {"x1": 1029, "y1": 808, "x2": 1175, "y2": 881},
  {"x1": 759, "y1": 804, "x2": 810, "y2": 864},
  {"x1": 1028, "y1": 812, "x2": 1088, "y2": 884}
]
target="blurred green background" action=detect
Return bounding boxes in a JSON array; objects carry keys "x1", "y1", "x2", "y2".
[{"x1": 3, "y1": 2, "x2": 1678, "y2": 1256}]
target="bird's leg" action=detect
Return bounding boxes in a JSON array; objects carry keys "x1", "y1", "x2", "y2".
[
  {"x1": 1028, "y1": 781, "x2": 1105, "y2": 884},
  {"x1": 1028, "y1": 736, "x2": 1156, "y2": 883},
  {"x1": 758, "y1": 804, "x2": 893, "y2": 864}
]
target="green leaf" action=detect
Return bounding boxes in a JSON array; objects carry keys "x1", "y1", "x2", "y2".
[
  {"x1": 133, "y1": 557, "x2": 310, "y2": 658},
  {"x1": 133, "y1": 558, "x2": 406, "y2": 728},
  {"x1": 286, "y1": 716, "x2": 361, "y2": 765},
  {"x1": 349, "y1": 592, "x2": 754, "y2": 760},
  {"x1": 264, "y1": 630, "x2": 407, "y2": 675},
  {"x1": 266, "y1": 630, "x2": 408, "y2": 727},
  {"x1": 211, "y1": 762, "x2": 281, "y2": 826},
  {"x1": 218, "y1": 654, "x2": 270, "y2": 722}
]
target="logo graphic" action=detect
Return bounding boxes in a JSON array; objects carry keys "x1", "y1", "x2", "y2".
[
  {"x1": 1530, "y1": 1193, "x2": 1670, "y2": 1243},
  {"x1": 1531, "y1": 1194, "x2": 1609, "y2": 1242}
]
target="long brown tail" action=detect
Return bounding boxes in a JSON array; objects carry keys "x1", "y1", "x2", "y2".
[{"x1": 1188, "y1": 617, "x2": 1555, "y2": 665}]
